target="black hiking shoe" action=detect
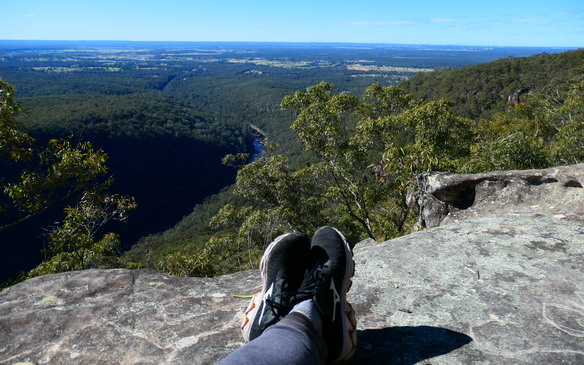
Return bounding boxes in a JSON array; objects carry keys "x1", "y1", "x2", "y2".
[
  {"x1": 241, "y1": 232, "x2": 311, "y2": 342},
  {"x1": 294, "y1": 226, "x2": 357, "y2": 364}
]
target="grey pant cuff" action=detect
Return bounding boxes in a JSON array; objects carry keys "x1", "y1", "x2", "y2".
[{"x1": 274, "y1": 311, "x2": 328, "y2": 364}]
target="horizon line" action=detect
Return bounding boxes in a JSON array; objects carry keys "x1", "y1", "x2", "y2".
[{"x1": 0, "y1": 39, "x2": 580, "y2": 50}]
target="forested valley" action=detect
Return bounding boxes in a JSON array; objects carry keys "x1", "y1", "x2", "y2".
[{"x1": 1, "y1": 41, "x2": 582, "y2": 285}]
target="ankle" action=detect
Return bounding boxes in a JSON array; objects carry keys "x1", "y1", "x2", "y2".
[{"x1": 292, "y1": 299, "x2": 323, "y2": 335}]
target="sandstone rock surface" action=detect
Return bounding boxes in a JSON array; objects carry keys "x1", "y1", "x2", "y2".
[
  {"x1": 407, "y1": 164, "x2": 584, "y2": 227},
  {"x1": 1, "y1": 165, "x2": 583, "y2": 364},
  {"x1": 349, "y1": 211, "x2": 584, "y2": 364},
  {"x1": 0, "y1": 268, "x2": 260, "y2": 364}
]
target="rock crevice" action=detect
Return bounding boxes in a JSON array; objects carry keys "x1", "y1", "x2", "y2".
[{"x1": 407, "y1": 164, "x2": 584, "y2": 228}]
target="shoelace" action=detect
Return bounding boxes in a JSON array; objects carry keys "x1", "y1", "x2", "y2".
[
  {"x1": 265, "y1": 279, "x2": 296, "y2": 318},
  {"x1": 263, "y1": 279, "x2": 299, "y2": 319},
  {"x1": 264, "y1": 258, "x2": 330, "y2": 319},
  {"x1": 290, "y1": 259, "x2": 328, "y2": 304}
]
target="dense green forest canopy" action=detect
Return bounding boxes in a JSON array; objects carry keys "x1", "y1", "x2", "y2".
[
  {"x1": 401, "y1": 49, "x2": 584, "y2": 119},
  {"x1": 21, "y1": 92, "x2": 244, "y2": 147},
  {"x1": 1, "y1": 41, "x2": 571, "y2": 155},
  {"x1": 128, "y1": 48, "x2": 584, "y2": 277},
  {"x1": 0, "y1": 41, "x2": 581, "y2": 284}
]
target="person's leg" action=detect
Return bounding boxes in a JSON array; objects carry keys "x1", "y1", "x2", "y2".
[{"x1": 220, "y1": 311, "x2": 327, "y2": 365}]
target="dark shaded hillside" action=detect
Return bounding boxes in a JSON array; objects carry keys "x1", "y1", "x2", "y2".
[
  {"x1": 0, "y1": 135, "x2": 239, "y2": 282},
  {"x1": 72, "y1": 135, "x2": 238, "y2": 248},
  {"x1": 20, "y1": 92, "x2": 246, "y2": 247},
  {"x1": 401, "y1": 49, "x2": 584, "y2": 119},
  {"x1": 0, "y1": 93, "x2": 246, "y2": 282}
]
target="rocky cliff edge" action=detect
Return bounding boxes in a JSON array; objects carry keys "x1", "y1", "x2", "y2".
[{"x1": 1, "y1": 164, "x2": 583, "y2": 364}]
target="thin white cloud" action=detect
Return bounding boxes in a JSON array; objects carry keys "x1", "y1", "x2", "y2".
[
  {"x1": 26, "y1": 14, "x2": 36, "y2": 17},
  {"x1": 349, "y1": 18, "x2": 470, "y2": 27},
  {"x1": 347, "y1": 20, "x2": 415, "y2": 27},
  {"x1": 516, "y1": 18, "x2": 552, "y2": 24},
  {"x1": 431, "y1": 18, "x2": 463, "y2": 23}
]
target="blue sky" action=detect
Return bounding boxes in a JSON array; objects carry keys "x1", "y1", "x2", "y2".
[{"x1": 2, "y1": 0, "x2": 583, "y2": 47}]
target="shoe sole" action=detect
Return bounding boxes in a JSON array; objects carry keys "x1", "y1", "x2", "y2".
[
  {"x1": 241, "y1": 292, "x2": 262, "y2": 342},
  {"x1": 329, "y1": 227, "x2": 357, "y2": 364},
  {"x1": 240, "y1": 233, "x2": 295, "y2": 342}
]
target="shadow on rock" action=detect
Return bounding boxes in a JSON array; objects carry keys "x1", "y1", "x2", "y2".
[{"x1": 347, "y1": 326, "x2": 472, "y2": 365}]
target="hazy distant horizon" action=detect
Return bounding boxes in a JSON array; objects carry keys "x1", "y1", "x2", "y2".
[
  {"x1": 3, "y1": 1, "x2": 583, "y2": 48},
  {"x1": 0, "y1": 39, "x2": 579, "y2": 52}
]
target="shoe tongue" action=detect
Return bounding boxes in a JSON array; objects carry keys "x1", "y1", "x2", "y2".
[{"x1": 311, "y1": 246, "x2": 329, "y2": 265}]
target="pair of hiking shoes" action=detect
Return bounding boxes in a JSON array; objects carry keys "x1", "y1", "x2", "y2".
[{"x1": 241, "y1": 226, "x2": 357, "y2": 364}]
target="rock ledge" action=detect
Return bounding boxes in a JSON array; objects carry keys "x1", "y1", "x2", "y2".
[{"x1": 1, "y1": 165, "x2": 583, "y2": 364}]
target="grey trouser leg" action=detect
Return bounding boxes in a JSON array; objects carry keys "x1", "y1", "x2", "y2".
[{"x1": 220, "y1": 311, "x2": 327, "y2": 365}]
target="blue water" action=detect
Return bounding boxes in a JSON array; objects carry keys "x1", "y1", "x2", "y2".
[{"x1": 249, "y1": 139, "x2": 265, "y2": 162}]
